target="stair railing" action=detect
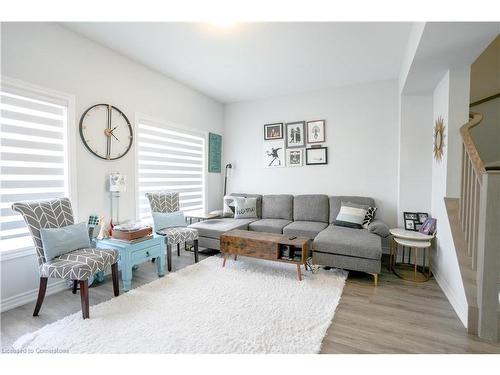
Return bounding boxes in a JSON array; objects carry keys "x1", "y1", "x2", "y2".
[{"x1": 459, "y1": 111, "x2": 500, "y2": 342}]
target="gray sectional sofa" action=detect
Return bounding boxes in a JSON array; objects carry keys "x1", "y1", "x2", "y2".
[{"x1": 188, "y1": 193, "x2": 389, "y2": 284}]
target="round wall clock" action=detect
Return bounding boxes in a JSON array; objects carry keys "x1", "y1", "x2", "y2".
[
  {"x1": 79, "y1": 104, "x2": 133, "y2": 160},
  {"x1": 433, "y1": 116, "x2": 445, "y2": 162}
]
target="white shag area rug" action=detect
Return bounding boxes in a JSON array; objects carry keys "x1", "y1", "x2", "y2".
[{"x1": 13, "y1": 256, "x2": 347, "y2": 353}]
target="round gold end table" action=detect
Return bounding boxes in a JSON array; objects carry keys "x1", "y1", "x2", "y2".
[{"x1": 389, "y1": 228, "x2": 435, "y2": 282}]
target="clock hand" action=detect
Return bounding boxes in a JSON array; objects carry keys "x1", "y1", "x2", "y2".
[{"x1": 109, "y1": 125, "x2": 120, "y2": 142}]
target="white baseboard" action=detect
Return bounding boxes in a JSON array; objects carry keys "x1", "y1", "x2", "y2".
[
  {"x1": 433, "y1": 267, "x2": 468, "y2": 328},
  {"x1": 0, "y1": 280, "x2": 68, "y2": 313}
]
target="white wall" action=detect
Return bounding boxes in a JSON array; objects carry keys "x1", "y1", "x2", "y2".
[
  {"x1": 398, "y1": 95, "x2": 433, "y2": 226},
  {"x1": 223, "y1": 80, "x2": 399, "y2": 226},
  {"x1": 0, "y1": 22, "x2": 224, "y2": 310},
  {"x1": 431, "y1": 70, "x2": 469, "y2": 327}
]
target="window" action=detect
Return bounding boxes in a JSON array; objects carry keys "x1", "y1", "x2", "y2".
[
  {"x1": 0, "y1": 80, "x2": 73, "y2": 253},
  {"x1": 136, "y1": 117, "x2": 206, "y2": 221}
]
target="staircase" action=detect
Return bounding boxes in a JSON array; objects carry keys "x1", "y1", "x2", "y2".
[{"x1": 449, "y1": 111, "x2": 500, "y2": 341}]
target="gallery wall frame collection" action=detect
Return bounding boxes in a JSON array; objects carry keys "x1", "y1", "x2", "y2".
[{"x1": 263, "y1": 119, "x2": 327, "y2": 168}]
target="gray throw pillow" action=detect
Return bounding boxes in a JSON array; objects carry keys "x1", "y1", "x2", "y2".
[
  {"x1": 368, "y1": 219, "x2": 390, "y2": 238},
  {"x1": 234, "y1": 197, "x2": 258, "y2": 219},
  {"x1": 40, "y1": 222, "x2": 90, "y2": 261}
]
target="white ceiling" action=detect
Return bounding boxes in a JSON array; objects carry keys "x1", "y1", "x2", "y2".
[{"x1": 62, "y1": 22, "x2": 413, "y2": 103}]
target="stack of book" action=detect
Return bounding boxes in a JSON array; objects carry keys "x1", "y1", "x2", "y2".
[{"x1": 111, "y1": 223, "x2": 152, "y2": 243}]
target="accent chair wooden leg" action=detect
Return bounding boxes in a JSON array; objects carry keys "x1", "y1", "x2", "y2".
[
  {"x1": 33, "y1": 277, "x2": 48, "y2": 316},
  {"x1": 177, "y1": 243, "x2": 181, "y2": 257},
  {"x1": 194, "y1": 239, "x2": 199, "y2": 263},
  {"x1": 222, "y1": 253, "x2": 227, "y2": 267},
  {"x1": 111, "y1": 262, "x2": 119, "y2": 297},
  {"x1": 167, "y1": 244, "x2": 172, "y2": 272},
  {"x1": 72, "y1": 280, "x2": 78, "y2": 294},
  {"x1": 79, "y1": 280, "x2": 90, "y2": 319},
  {"x1": 234, "y1": 254, "x2": 238, "y2": 261}
]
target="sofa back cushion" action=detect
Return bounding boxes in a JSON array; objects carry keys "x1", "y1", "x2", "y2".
[
  {"x1": 262, "y1": 194, "x2": 293, "y2": 220},
  {"x1": 293, "y1": 194, "x2": 329, "y2": 223},
  {"x1": 329, "y1": 196, "x2": 375, "y2": 224},
  {"x1": 230, "y1": 193, "x2": 263, "y2": 218}
]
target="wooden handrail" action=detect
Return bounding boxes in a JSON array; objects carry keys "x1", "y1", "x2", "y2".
[
  {"x1": 460, "y1": 112, "x2": 486, "y2": 177},
  {"x1": 470, "y1": 92, "x2": 500, "y2": 107}
]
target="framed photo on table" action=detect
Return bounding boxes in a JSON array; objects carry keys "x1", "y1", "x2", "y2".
[
  {"x1": 264, "y1": 123, "x2": 283, "y2": 140},
  {"x1": 285, "y1": 121, "x2": 305, "y2": 148},
  {"x1": 403, "y1": 211, "x2": 429, "y2": 231},
  {"x1": 306, "y1": 120, "x2": 325, "y2": 143},
  {"x1": 305, "y1": 147, "x2": 327, "y2": 165}
]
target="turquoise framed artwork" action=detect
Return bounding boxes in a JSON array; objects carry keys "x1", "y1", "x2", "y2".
[{"x1": 208, "y1": 133, "x2": 222, "y2": 173}]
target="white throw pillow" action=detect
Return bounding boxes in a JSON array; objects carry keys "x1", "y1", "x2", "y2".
[{"x1": 234, "y1": 197, "x2": 258, "y2": 219}]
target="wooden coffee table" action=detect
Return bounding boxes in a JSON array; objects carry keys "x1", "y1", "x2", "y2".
[{"x1": 220, "y1": 229, "x2": 310, "y2": 280}]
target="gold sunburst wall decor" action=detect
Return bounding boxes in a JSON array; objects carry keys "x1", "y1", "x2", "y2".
[{"x1": 433, "y1": 116, "x2": 446, "y2": 162}]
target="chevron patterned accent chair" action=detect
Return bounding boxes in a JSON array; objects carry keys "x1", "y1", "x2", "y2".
[
  {"x1": 11, "y1": 198, "x2": 120, "y2": 319},
  {"x1": 145, "y1": 192, "x2": 199, "y2": 271}
]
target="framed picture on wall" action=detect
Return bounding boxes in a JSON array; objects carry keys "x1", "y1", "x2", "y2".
[
  {"x1": 305, "y1": 147, "x2": 327, "y2": 165},
  {"x1": 264, "y1": 123, "x2": 283, "y2": 140},
  {"x1": 306, "y1": 120, "x2": 325, "y2": 143},
  {"x1": 285, "y1": 121, "x2": 305, "y2": 148},
  {"x1": 286, "y1": 149, "x2": 303, "y2": 167},
  {"x1": 263, "y1": 140, "x2": 285, "y2": 168}
]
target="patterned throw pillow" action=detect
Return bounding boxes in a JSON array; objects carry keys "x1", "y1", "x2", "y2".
[
  {"x1": 234, "y1": 197, "x2": 258, "y2": 219},
  {"x1": 223, "y1": 195, "x2": 236, "y2": 218},
  {"x1": 334, "y1": 202, "x2": 369, "y2": 229},
  {"x1": 362, "y1": 206, "x2": 377, "y2": 229}
]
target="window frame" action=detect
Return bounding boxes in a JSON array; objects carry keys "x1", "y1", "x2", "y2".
[
  {"x1": 134, "y1": 112, "x2": 208, "y2": 222},
  {"x1": 0, "y1": 77, "x2": 77, "y2": 259}
]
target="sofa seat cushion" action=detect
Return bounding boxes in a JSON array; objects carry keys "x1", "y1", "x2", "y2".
[
  {"x1": 283, "y1": 221, "x2": 328, "y2": 239},
  {"x1": 313, "y1": 224, "x2": 382, "y2": 260},
  {"x1": 188, "y1": 218, "x2": 257, "y2": 239},
  {"x1": 249, "y1": 219, "x2": 292, "y2": 234}
]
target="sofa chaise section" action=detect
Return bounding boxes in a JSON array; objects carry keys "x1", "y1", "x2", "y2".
[
  {"x1": 313, "y1": 224, "x2": 382, "y2": 273},
  {"x1": 189, "y1": 218, "x2": 258, "y2": 250},
  {"x1": 189, "y1": 193, "x2": 262, "y2": 250},
  {"x1": 311, "y1": 196, "x2": 387, "y2": 285}
]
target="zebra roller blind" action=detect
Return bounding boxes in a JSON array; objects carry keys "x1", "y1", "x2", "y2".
[
  {"x1": 0, "y1": 83, "x2": 70, "y2": 252},
  {"x1": 136, "y1": 118, "x2": 206, "y2": 221}
]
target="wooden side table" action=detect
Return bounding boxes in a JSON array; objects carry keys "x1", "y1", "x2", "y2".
[
  {"x1": 389, "y1": 228, "x2": 435, "y2": 282},
  {"x1": 96, "y1": 235, "x2": 165, "y2": 292}
]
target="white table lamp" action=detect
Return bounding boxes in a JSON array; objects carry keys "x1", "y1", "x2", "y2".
[{"x1": 109, "y1": 173, "x2": 126, "y2": 224}]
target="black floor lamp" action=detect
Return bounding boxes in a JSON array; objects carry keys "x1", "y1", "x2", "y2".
[{"x1": 223, "y1": 163, "x2": 232, "y2": 196}]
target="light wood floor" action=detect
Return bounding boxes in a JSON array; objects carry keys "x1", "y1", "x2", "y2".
[{"x1": 1, "y1": 251, "x2": 499, "y2": 353}]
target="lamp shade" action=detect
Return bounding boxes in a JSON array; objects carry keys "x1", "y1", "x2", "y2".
[{"x1": 109, "y1": 173, "x2": 126, "y2": 192}]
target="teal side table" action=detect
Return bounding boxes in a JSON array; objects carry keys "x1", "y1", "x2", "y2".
[{"x1": 96, "y1": 235, "x2": 165, "y2": 292}]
